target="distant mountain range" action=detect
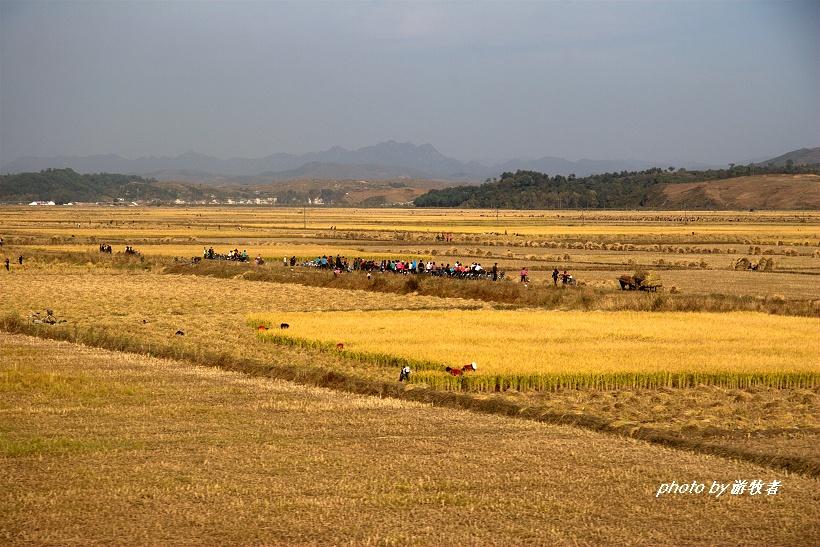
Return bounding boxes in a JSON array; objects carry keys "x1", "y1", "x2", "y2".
[
  {"x1": 0, "y1": 168, "x2": 440, "y2": 206},
  {"x1": 3, "y1": 147, "x2": 818, "y2": 208},
  {"x1": 1, "y1": 141, "x2": 724, "y2": 183}
]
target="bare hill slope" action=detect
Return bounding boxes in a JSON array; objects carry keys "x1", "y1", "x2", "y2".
[
  {"x1": 647, "y1": 174, "x2": 820, "y2": 209},
  {"x1": 755, "y1": 147, "x2": 820, "y2": 167}
]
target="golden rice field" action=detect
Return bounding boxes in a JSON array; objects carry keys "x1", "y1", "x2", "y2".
[
  {"x1": 252, "y1": 309, "x2": 820, "y2": 391},
  {"x1": 3, "y1": 206, "x2": 818, "y2": 242}
]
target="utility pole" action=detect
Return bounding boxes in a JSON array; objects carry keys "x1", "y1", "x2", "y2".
[{"x1": 303, "y1": 206, "x2": 306, "y2": 230}]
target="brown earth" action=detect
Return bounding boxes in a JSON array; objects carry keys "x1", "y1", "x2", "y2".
[{"x1": 648, "y1": 174, "x2": 820, "y2": 210}]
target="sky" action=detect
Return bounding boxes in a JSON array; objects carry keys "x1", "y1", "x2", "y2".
[{"x1": 1, "y1": 0, "x2": 818, "y2": 166}]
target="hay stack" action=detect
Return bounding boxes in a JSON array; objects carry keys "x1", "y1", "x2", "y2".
[
  {"x1": 641, "y1": 271, "x2": 662, "y2": 287},
  {"x1": 756, "y1": 257, "x2": 775, "y2": 271}
]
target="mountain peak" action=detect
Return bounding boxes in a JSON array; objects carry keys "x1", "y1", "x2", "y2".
[
  {"x1": 178, "y1": 150, "x2": 209, "y2": 159},
  {"x1": 754, "y1": 146, "x2": 820, "y2": 167}
]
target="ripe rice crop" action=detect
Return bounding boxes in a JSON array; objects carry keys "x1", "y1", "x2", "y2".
[
  {"x1": 4, "y1": 205, "x2": 817, "y2": 242},
  {"x1": 252, "y1": 310, "x2": 820, "y2": 392}
]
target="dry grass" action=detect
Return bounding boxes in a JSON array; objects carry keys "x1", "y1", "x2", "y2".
[
  {"x1": 2, "y1": 332, "x2": 819, "y2": 546},
  {"x1": 656, "y1": 174, "x2": 820, "y2": 210},
  {"x1": 515, "y1": 384, "x2": 820, "y2": 437},
  {"x1": 564, "y1": 268, "x2": 820, "y2": 300},
  {"x1": 160, "y1": 259, "x2": 820, "y2": 317}
]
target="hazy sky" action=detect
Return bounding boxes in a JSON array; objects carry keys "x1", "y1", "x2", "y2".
[{"x1": 1, "y1": 0, "x2": 818, "y2": 165}]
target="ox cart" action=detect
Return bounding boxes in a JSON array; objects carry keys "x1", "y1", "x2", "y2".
[{"x1": 618, "y1": 272, "x2": 662, "y2": 292}]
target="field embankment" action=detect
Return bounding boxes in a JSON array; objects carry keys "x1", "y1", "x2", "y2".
[{"x1": 166, "y1": 259, "x2": 820, "y2": 317}]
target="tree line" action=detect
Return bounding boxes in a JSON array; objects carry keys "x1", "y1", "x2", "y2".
[
  {"x1": 0, "y1": 168, "x2": 226, "y2": 203},
  {"x1": 413, "y1": 164, "x2": 820, "y2": 209}
]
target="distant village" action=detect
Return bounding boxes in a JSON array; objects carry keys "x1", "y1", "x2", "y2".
[
  {"x1": 25, "y1": 196, "x2": 342, "y2": 207},
  {"x1": 23, "y1": 192, "x2": 417, "y2": 207}
]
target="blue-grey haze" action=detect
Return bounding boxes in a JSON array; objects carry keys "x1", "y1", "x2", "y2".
[{"x1": 1, "y1": 0, "x2": 818, "y2": 170}]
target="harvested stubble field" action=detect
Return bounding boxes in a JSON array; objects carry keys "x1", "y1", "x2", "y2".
[
  {"x1": 0, "y1": 267, "x2": 485, "y2": 384},
  {"x1": 18, "y1": 240, "x2": 820, "y2": 301},
  {"x1": 28, "y1": 242, "x2": 415, "y2": 262},
  {"x1": 2, "y1": 206, "x2": 818, "y2": 239},
  {"x1": 2, "y1": 206, "x2": 820, "y2": 542},
  {"x1": 2, "y1": 333, "x2": 819, "y2": 546},
  {"x1": 1, "y1": 265, "x2": 818, "y2": 471},
  {"x1": 15, "y1": 248, "x2": 818, "y2": 311},
  {"x1": 251, "y1": 309, "x2": 820, "y2": 391},
  {"x1": 3, "y1": 206, "x2": 818, "y2": 306}
]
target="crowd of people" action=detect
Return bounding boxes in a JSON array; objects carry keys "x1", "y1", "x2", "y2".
[
  {"x1": 2, "y1": 235, "x2": 574, "y2": 286},
  {"x1": 200, "y1": 246, "x2": 268, "y2": 265},
  {"x1": 518, "y1": 268, "x2": 572, "y2": 285},
  {"x1": 551, "y1": 268, "x2": 576, "y2": 286},
  {"x1": 203, "y1": 247, "x2": 249, "y2": 262},
  {"x1": 299, "y1": 254, "x2": 510, "y2": 280},
  {"x1": 434, "y1": 233, "x2": 455, "y2": 242},
  {"x1": 294, "y1": 253, "x2": 577, "y2": 286}
]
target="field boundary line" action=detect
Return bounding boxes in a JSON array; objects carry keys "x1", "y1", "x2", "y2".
[
  {"x1": 1, "y1": 313, "x2": 817, "y2": 478},
  {"x1": 10, "y1": 250, "x2": 820, "y2": 316},
  {"x1": 163, "y1": 261, "x2": 820, "y2": 317}
]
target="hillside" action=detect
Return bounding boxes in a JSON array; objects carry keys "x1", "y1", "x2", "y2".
[
  {"x1": 646, "y1": 174, "x2": 820, "y2": 209},
  {"x1": 0, "y1": 169, "x2": 173, "y2": 203},
  {"x1": 755, "y1": 147, "x2": 820, "y2": 167},
  {"x1": 0, "y1": 168, "x2": 240, "y2": 204},
  {"x1": 255, "y1": 161, "x2": 433, "y2": 181},
  {"x1": 414, "y1": 165, "x2": 820, "y2": 210},
  {"x1": 226, "y1": 178, "x2": 445, "y2": 206},
  {"x1": 7, "y1": 164, "x2": 820, "y2": 209},
  {"x1": 0, "y1": 168, "x2": 446, "y2": 206}
]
